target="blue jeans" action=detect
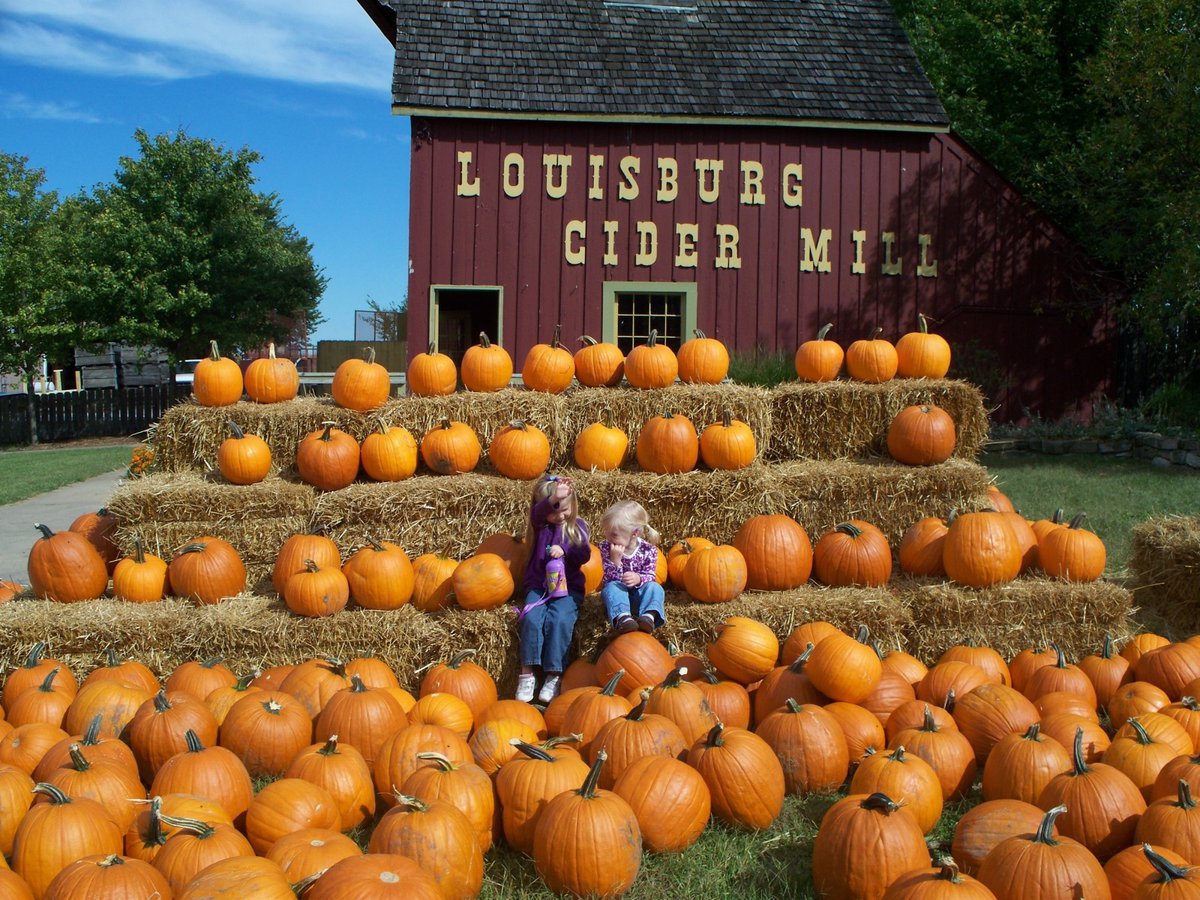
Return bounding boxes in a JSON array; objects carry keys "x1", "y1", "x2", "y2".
[
  {"x1": 518, "y1": 589, "x2": 582, "y2": 674},
  {"x1": 601, "y1": 580, "x2": 665, "y2": 627}
]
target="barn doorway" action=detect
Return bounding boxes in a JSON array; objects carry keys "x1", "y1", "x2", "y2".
[{"x1": 430, "y1": 286, "x2": 503, "y2": 372}]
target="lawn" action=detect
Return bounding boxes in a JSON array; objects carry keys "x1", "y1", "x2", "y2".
[
  {"x1": 0, "y1": 444, "x2": 134, "y2": 505},
  {"x1": 982, "y1": 451, "x2": 1200, "y2": 575}
]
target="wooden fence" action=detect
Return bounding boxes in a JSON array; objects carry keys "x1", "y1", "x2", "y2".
[{"x1": 0, "y1": 384, "x2": 192, "y2": 446}]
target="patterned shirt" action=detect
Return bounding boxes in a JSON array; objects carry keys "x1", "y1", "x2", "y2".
[{"x1": 599, "y1": 537, "x2": 658, "y2": 586}]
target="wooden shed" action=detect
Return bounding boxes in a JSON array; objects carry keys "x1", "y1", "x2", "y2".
[{"x1": 357, "y1": 0, "x2": 1116, "y2": 420}]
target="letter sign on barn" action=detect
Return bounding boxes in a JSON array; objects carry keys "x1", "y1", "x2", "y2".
[{"x1": 357, "y1": 0, "x2": 1116, "y2": 419}]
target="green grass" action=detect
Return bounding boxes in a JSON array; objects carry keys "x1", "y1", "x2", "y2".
[
  {"x1": 0, "y1": 445, "x2": 134, "y2": 504},
  {"x1": 982, "y1": 452, "x2": 1200, "y2": 575}
]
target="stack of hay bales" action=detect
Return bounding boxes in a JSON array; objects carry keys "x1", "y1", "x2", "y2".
[
  {"x1": 0, "y1": 375, "x2": 1135, "y2": 684},
  {"x1": 1129, "y1": 515, "x2": 1200, "y2": 634}
]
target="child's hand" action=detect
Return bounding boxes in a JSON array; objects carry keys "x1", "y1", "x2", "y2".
[
  {"x1": 548, "y1": 544, "x2": 564, "y2": 559},
  {"x1": 554, "y1": 478, "x2": 573, "y2": 501},
  {"x1": 609, "y1": 542, "x2": 626, "y2": 562},
  {"x1": 620, "y1": 571, "x2": 640, "y2": 587}
]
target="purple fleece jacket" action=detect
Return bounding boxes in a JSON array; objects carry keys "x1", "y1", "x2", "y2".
[{"x1": 521, "y1": 495, "x2": 591, "y2": 596}]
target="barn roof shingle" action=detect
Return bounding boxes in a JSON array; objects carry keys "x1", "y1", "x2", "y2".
[{"x1": 359, "y1": 0, "x2": 948, "y2": 130}]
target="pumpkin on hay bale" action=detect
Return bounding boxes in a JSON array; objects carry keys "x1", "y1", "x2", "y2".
[
  {"x1": 767, "y1": 378, "x2": 988, "y2": 462},
  {"x1": 1130, "y1": 515, "x2": 1200, "y2": 637},
  {"x1": 893, "y1": 574, "x2": 1134, "y2": 662}
]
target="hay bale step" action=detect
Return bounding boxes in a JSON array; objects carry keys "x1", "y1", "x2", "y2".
[{"x1": 1129, "y1": 515, "x2": 1200, "y2": 635}]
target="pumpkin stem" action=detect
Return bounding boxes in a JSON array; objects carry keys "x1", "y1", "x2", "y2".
[
  {"x1": 917, "y1": 312, "x2": 933, "y2": 334},
  {"x1": 349, "y1": 674, "x2": 369, "y2": 693},
  {"x1": 577, "y1": 335, "x2": 599, "y2": 347},
  {"x1": 860, "y1": 791, "x2": 902, "y2": 813},
  {"x1": 391, "y1": 791, "x2": 429, "y2": 812},
  {"x1": 1069, "y1": 512, "x2": 1089, "y2": 530},
  {"x1": 943, "y1": 688, "x2": 957, "y2": 714},
  {"x1": 157, "y1": 812, "x2": 216, "y2": 839},
  {"x1": 600, "y1": 669, "x2": 626, "y2": 696},
  {"x1": 67, "y1": 743, "x2": 91, "y2": 772},
  {"x1": 662, "y1": 667, "x2": 687, "y2": 689},
  {"x1": 551, "y1": 324, "x2": 563, "y2": 349},
  {"x1": 646, "y1": 329, "x2": 659, "y2": 348},
  {"x1": 855, "y1": 624, "x2": 871, "y2": 645},
  {"x1": 1143, "y1": 842, "x2": 1191, "y2": 882},
  {"x1": 152, "y1": 689, "x2": 173, "y2": 712},
  {"x1": 1129, "y1": 717, "x2": 1153, "y2": 745},
  {"x1": 703, "y1": 721, "x2": 726, "y2": 747},
  {"x1": 721, "y1": 408, "x2": 733, "y2": 428},
  {"x1": 1070, "y1": 726, "x2": 1091, "y2": 775},
  {"x1": 835, "y1": 522, "x2": 863, "y2": 538},
  {"x1": 176, "y1": 541, "x2": 210, "y2": 557},
  {"x1": 1035, "y1": 805, "x2": 1067, "y2": 845},
  {"x1": 447, "y1": 649, "x2": 477, "y2": 669},
  {"x1": 318, "y1": 422, "x2": 337, "y2": 442},
  {"x1": 83, "y1": 714, "x2": 104, "y2": 746},
  {"x1": 1051, "y1": 642, "x2": 1068, "y2": 669},
  {"x1": 477, "y1": 331, "x2": 493, "y2": 348},
  {"x1": 816, "y1": 323, "x2": 835, "y2": 341},
  {"x1": 266, "y1": 342, "x2": 277, "y2": 360},
  {"x1": 208, "y1": 339, "x2": 222, "y2": 362},
  {"x1": 628, "y1": 688, "x2": 651, "y2": 720},
  {"x1": 36, "y1": 666, "x2": 60, "y2": 692},
  {"x1": 184, "y1": 729, "x2": 206, "y2": 753},
  {"x1": 34, "y1": 524, "x2": 54, "y2": 541},
  {"x1": 1178, "y1": 778, "x2": 1196, "y2": 810},
  {"x1": 363, "y1": 347, "x2": 376, "y2": 365},
  {"x1": 1101, "y1": 635, "x2": 1115, "y2": 660},
  {"x1": 318, "y1": 735, "x2": 342, "y2": 756},
  {"x1": 225, "y1": 420, "x2": 246, "y2": 440},
  {"x1": 931, "y1": 857, "x2": 964, "y2": 884},
  {"x1": 145, "y1": 796, "x2": 166, "y2": 845},
  {"x1": 415, "y1": 751, "x2": 456, "y2": 771},
  {"x1": 32, "y1": 782, "x2": 72, "y2": 805},
  {"x1": 888, "y1": 745, "x2": 908, "y2": 762},
  {"x1": 510, "y1": 740, "x2": 555, "y2": 762},
  {"x1": 785, "y1": 697, "x2": 804, "y2": 714},
  {"x1": 132, "y1": 535, "x2": 147, "y2": 565},
  {"x1": 921, "y1": 705, "x2": 939, "y2": 732},
  {"x1": 578, "y1": 749, "x2": 608, "y2": 799},
  {"x1": 1023, "y1": 722, "x2": 1042, "y2": 741},
  {"x1": 788, "y1": 643, "x2": 816, "y2": 672},
  {"x1": 199, "y1": 656, "x2": 225, "y2": 670}
]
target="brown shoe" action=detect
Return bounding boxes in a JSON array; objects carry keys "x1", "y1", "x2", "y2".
[
  {"x1": 614, "y1": 614, "x2": 637, "y2": 634},
  {"x1": 637, "y1": 614, "x2": 656, "y2": 633}
]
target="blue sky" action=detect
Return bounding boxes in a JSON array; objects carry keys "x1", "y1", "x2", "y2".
[{"x1": 0, "y1": 0, "x2": 409, "y2": 346}]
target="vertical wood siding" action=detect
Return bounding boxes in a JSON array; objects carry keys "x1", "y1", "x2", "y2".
[{"x1": 407, "y1": 119, "x2": 1115, "y2": 420}]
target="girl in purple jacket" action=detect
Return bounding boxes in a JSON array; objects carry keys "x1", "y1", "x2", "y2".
[{"x1": 515, "y1": 474, "x2": 591, "y2": 703}]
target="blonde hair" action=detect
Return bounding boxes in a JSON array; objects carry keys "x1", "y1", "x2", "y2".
[
  {"x1": 526, "y1": 474, "x2": 586, "y2": 547},
  {"x1": 600, "y1": 500, "x2": 660, "y2": 546}
]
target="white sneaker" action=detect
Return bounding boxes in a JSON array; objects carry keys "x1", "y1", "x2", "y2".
[
  {"x1": 515, "y1": 673, "x2": 537, "y2": 702},
  {"x1": 537, "y1": 674, "x2": 561, "y2": 704}
]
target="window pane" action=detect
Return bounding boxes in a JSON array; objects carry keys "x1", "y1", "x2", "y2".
[{"x1": 615, "y1": 292, "x2": 684, "y2": 353}]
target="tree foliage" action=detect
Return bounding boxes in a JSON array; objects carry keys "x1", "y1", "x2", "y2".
[
  {"x1": 67, "y1": 129, "x2": 326, "y2": 361},
  {"x1": 893, "y1": 0, "x2": 1200, "y2": 402},
  {"x1": 0, "y1": 153, "x2": 91, "y2": 382}
]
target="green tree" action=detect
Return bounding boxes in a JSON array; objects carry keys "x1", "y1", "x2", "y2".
[
  {"x1": 1068, "y1": 0, "x2": 1200, "y2": 397},
  {"x1": 0, "y1": 153, "x2": 94, "y2": 442},
  {"x1": 68, "y1": 129, "x2": 326, "y2": 361}
]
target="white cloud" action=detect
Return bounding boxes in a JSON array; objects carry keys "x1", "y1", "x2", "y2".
[
  {"x1": 0, "y1": 90, "x2": 107, "y2": 124},
  {"x1": 0, "y1": 0, "x2": 394, "y2": 92}
]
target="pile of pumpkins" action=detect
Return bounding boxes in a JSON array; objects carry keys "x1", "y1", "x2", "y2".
[
  {"x1": 19, "y1": 479, "x2": 1106, "y2": 611},
  {"x1": 195, "y1": 314, "x2": 962, "y2": 491},
  {"x1": 3, "y1": 615, "x2": 1200, "y2": 897}
]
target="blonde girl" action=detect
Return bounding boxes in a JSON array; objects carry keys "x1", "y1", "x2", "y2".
[
  {"x1": 515, "y1": 474, "x2": 591, "y2": 703},
  {"x1": 598, "y1": 500, "x2": 664, "y2": 633}
]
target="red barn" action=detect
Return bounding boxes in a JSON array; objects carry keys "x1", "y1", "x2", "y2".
[{"x1": 357, "y1": 0, "x2": 1116, "y2": 420}]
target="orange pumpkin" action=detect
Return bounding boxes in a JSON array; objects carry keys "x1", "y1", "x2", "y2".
[
  {"x1": 794, "y1": 323, "x2": 844, "y2": 382},
  {"x1": 411, "y1": 554, "x2": 458, "y2": 612},
  {"x1": 732, "y1": 514, "x2": 812, "y2": 591},
  {"x1": 193, "y1": 340, "x2": 243, "y2": 406},
  {"x1": 699, "y1": 410, "x2": 757, "y2": 470},
  {"x1": 452, "y1": 553, "x2": 515, "y2": 610},
  {"x1": 813, "y1": 521, "x2": 893, "y2": 587},
  {"x1": 111, "y1": 536, "x2": 169, "y2": 603},
  {"x1": 624, "y1": 329, "x2": 678, "y2": 389},
  {"x1": 283, "y1": 560, "x2": 350, "y2": 617},
  {"x1": 489, "y1": 420, "x2": 551, "y2": 480},
  {"x1": 244, "y1": 342, "x2": 299, "y2": 404},
  {"x1": 573, "y1": 336, "x2": 624, "y2": 387},
  {"x1": 522, "y1": 325, "x2": 575, "y2": 393},
  {"x1": 682, "y1": 545, "x2": 748, "y2": 604},
  {"x1": 573, "y1": 420, "x2": 629, "y2": 472},
  {"x1": 887, "y1": 404, "x2": 957, "y2": 466},
  {"x1": 845, "y1": 327, "x2": 898, "y2": 383},
  {"x1": 296, "y1": 422, "x2": 360, "y2": 491},
  {"x1": 420, "y1": 418, "x2": 481, "y2": 475},
  {"x1": 1040, "y1": 512, "x2": 1106, "y2": 582},
  {"x1": 359, "y1": 423, "x2": 418, "y2": 482},
  {"x1": 943, "y1": 511, "x2": 1021, "y2": 588},
  {"x1": 28, "y1": 524, "x2": 109, "y2": 603},
  {"x1": 343, "y1": 539, "x2": 414, "y2": 611},
  {"x1": 407, "y1": 342, "x2": 457, "y2": 397},
  {"x1": 331, "y1": 347, "x2": 391, "y2": 412},
  {"x1": 895, "y1": 312, "x2": 952, "y2": 378},
  {"x1": 461, "y1": 332, "x2": 513, "y2": 392},
  {"x1": 636, "y1": 411, "x2": 698, "y2": 474},
  {"x1": 217, "y1": 420, "x2": 272, "y2": 485},
  {"x1": 677, "y1": 329, "x2": 729, "y2": 384},
  {"x1": 168, "y1": 536, "x2": 246, "y2": 605}
]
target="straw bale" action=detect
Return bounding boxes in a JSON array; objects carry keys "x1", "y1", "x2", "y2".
[
  {"x1": 894, "y1": 575, "x2": 1135, "y2": 663},
  {"x1": 106, "y1": 472, "x2": 317, "y2": 524},
  {"x1": 767, "y1": 379, "x2": 990, "y2": 462},
  {"x1": 563, "y1": 383, "x2": 773, "y2": 465},
  {"x1": 1129, "y1": 515, "x2": 1200, "y2": 637},
  {"x1": 774, "y1": 458, "x2": 992, "y2": 548},
  {"x1": 148, "y1": 397, "x2": 365, "y2": 474}
]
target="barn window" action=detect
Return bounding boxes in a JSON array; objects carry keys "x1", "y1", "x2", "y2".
[{"x1": 601, "y1": 282, "x2": 698, "y2": 354}]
